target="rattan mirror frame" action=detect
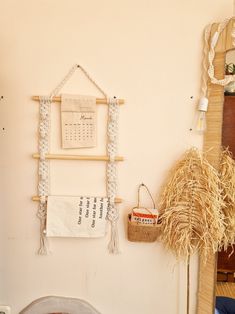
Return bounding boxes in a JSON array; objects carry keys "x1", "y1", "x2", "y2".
[{"x1": 196, "y1": 19, "x2": 234, "y2": 314}]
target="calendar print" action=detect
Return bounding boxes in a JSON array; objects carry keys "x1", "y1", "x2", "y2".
[
  {"x1": 61, "y1": 94, "x2": 96, "y2": 148},
  {"x1": 62, "y1": 112, "x2": 96, "y2": 148}
]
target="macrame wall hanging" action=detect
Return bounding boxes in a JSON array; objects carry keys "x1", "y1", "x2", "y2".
[{"x1": 32, "y1": 64, "x2": 124, "y2": 254}]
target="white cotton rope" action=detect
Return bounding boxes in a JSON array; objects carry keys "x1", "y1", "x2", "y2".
[
  {"x1": 38, "y1": 96, "x2": 51, "y2": 254},
  {"x1": 193, "y1": 24, "x2": 212, "y2": 132},
  {"x1": 207, "y1": 17, "x2": 235, "y2": 86},
  {"x1": 107, "y1": 97, "x2": 119, "y2": 253},
  {"x1": 50, "y1": 64, "x2": 107, "y2": 99},
  {"x1": 37, "y1": 65, "x2": 119, "y2": 254},
  {"x1": 196, "y1": 17, "x2": 235, "y2": 132},
  {"x1": 201, "y1": 24, "x2": 212, "y2": 98}
]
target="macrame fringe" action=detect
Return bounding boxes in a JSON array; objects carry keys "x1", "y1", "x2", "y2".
[
  {"x1": 108, "y1": 221, "x2": 119, "y2": 254},
  {"x1": 38, "y1": 218, "x2": 48, "y2": 255}
]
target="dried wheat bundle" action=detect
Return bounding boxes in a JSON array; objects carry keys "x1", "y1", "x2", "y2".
[
  {"x1": 159, "y1": 148, "x2": 225, "y2": 262},
  {"x1": 219, "y1": 149, "x2": 235, "y2": 250}
]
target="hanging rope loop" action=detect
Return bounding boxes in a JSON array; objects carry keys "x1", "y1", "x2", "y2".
[
  {"x1": 137, "y1": 183, "x2": 156, "y2": 209},
  {"x1": 50, "y1": 64, "x2": 107, "y2": 98}
]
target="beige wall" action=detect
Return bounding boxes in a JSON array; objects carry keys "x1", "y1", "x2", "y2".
[{"x1": 0, "y1": 0, "x2": 231, "y2": 313}]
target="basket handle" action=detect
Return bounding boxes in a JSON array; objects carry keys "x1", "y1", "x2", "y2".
[{"x1": 137, "y1": 183, "x2": 156, "y2": 209}]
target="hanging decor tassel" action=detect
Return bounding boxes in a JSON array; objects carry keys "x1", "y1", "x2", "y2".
[
  {"x1": 159, "y1": 148, "x2": 225, "y2": 262},
  {"x1": 108, "y1": 220, "x2": 119, "y2": 254},
  {"x1": 219, "y1": 149, "x2": 235, "y2": 250},
  {"x1": 37, "y1": 214, "x2": 48, "y2": 255}
]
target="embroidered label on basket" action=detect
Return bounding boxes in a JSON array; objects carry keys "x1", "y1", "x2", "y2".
[
  {"x1": 46, "y1": 196, "x2": 109, "y2": 237},
  {"x1": 131, "y1": 208, "x2": 159, "y2": 224}
]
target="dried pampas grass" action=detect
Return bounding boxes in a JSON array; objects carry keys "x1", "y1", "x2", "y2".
[
  {"x1": 219, "y1": 149, "x2": 235, "y2": 250},
  {"x1": 159, "y1": 148, "x2": 225, "y2": 262}
]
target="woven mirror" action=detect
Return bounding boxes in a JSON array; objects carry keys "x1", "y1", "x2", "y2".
[{"x1": 197, "y1": 18, "x2": 235, "y2": 314}]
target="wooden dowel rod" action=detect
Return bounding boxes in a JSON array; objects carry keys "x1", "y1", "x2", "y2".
[
  {"x1": 32, "y1": 196, "x2": 122, "y2": 203},
  {"x1": 32, "y1": 153, "x2": 124, "y2": 161},
  {"x1": 32, "y1": 96, "x2": 124, "y2": 105}
]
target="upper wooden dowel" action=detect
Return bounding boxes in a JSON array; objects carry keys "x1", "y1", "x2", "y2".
[
  {"x1": 32, "y1": 96, "x2": 124, "y2": 105},
  {"x1": 33, "y1": 153, "x2": 124, "y2": 161},
  {"x1": 32, "y1": 196, "x2": 122, "y2": 203}
]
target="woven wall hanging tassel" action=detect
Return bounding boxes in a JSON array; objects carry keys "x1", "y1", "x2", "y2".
[
  {"x1": 159, "y1": 147, "x2": 225, "y2": 262},
  {"x1": 219, "y1": 148, "x2": 235, "y2": 251},
  {"x1": 159, "y1": 148, "x2": 225, "y2": 314}
]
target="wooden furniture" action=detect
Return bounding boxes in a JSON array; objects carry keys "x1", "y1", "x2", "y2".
[
  {"x1": 216, "y1": 282, "x2": 235, "y2": 297},
  {"x1": 222, "y1": 95, "x2": 235, "y2": 156},
  {"x1": 217, "y1": 245, "x2": 235, "y2": 282}
]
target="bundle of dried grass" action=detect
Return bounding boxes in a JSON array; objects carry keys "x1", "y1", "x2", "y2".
[
  {"x1": 219, "y1": 149, "x2": 235, "y2": 250},
  {"x1": 159, "y1": 148, "x2": 225, "y2": 262}
]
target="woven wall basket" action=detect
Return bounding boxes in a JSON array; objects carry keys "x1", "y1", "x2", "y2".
[
  {"x1": 127, "y1": 183, "x2": 161, "y2": 242},
  {"x1": 127, "y1": 214, "x2": 160, "y2": 242}
]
